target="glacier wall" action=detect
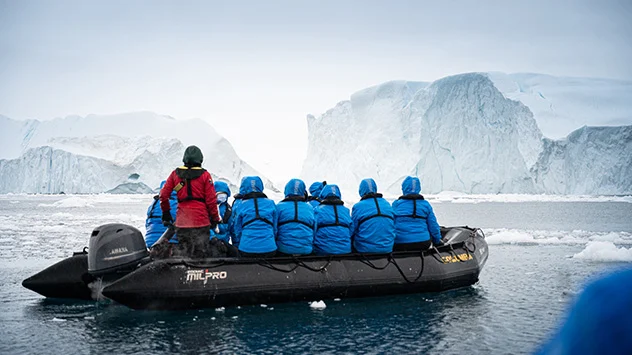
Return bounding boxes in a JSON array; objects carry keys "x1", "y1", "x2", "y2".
[
  {"x1": 0, "y1": 147, "x2": 128, "y2": 194},
  {"x1": 302, "y1": 73, "x2": 632, "y2": 195},
  {"x1": 0, "y1": 112, "x2": 275, "y2": 193},
  {"x1": 532, "y1": 126, "x2": 632, "y2": 195}
]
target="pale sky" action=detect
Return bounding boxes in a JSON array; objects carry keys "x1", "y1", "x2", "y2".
[{"x1": 1, "y1": 0, "x2": 631, "y2": 184}]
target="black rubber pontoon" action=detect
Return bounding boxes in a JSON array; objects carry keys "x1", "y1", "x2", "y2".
[{"x1": 23, "y1": 225, "x2": 488, "y2": 310}]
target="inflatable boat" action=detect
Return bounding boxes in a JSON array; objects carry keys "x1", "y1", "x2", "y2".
[{"x1": 22, "y1": 224, "x2": 488, "y2": 310}]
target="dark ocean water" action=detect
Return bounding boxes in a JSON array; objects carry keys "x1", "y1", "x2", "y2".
[{"x1": 1, "y1": 195, "x2": 631, "y2": 354}]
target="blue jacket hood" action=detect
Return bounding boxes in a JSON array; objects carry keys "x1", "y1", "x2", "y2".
[
  {"x1": 309, "y1": 181, "x2": 325, "y2": 197},
  {"x1": 402, "y1": 176, "x2": 421, "y2": 195},
  {"x1": 239, "y1": 176, "x2": 264, "y2": 195},
  {"x1": 320, "y1": 184, "x2": 342, "y2": 199},
  {"x1": 284, "y1": 178, "x2": 307, "y2": 197},
  {"x1": 359, "y1": 178, "x2": 379, "y2": 197},
  {"x1": 214, "y1": 181, "x2": 231, "y2": 197}
]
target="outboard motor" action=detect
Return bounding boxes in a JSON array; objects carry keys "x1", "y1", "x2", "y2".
[{"x1": 88, "y1": 223, "x2": 149, "y2": 276}]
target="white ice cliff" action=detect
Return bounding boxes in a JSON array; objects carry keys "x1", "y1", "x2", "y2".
[
  {"x1": 0, "y1": 112, "x2": 274, "y2": 193},
  {"x1": 302, "y1": 73, "x2": 632, "y2": 195}
]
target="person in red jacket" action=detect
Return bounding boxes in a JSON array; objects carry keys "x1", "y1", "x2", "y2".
[{"x1": 160, "y1": 145, "x2": 222, "y2": 258}]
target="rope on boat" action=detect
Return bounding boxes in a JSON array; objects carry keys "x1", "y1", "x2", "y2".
[
  {"x1": 175, "y1": 260, "x2": 227, "y2": 269},
  {"x1": 258, "y1": 259, "x2": 301, "y2": 273},
  {"x1": 293, "y1": 258, "x2": 332, "y2": 272},
  {"x1": 464, "y1": 228, "x2": 482, "y2": 254},
  {"x1": 429, "y1": 246, "x2": 448, "y2": 264},
  {"x1": 359, "y1": 254, "x2": 391, "y2": 270},
  {"x1": 449, "y1": 243, "x2": 470, "y2": 262},
  {"x1": 389, "y1": 252, "x2": 425, "y2": 283}
]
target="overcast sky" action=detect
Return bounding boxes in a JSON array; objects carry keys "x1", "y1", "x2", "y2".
[{"x1": 1, "y1": 0, "x2": 631, "y2": 183}]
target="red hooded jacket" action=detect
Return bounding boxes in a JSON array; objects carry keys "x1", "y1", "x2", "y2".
[{"x1": 160, "y1": 167, "x2": 221, "y2": 228}]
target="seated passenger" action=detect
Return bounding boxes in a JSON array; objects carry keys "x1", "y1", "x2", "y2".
[
  {"x1": 313, "y1": 184, "x2": 352, "y2": 255},
  {"x1": 212, "y1": 181, "x2": 240, "y2": 257},
  {"x1": 307, "y1": 181, "x2": 327, "y2": 207},
  {"x1": 392, "y1": 176, "x2": 442, "y2": 251},
  {"x1": 229, "y1": 177, "x2": 246, "y2": 247},
  {"x1": 234, "y1": 176, "x2": 277, "y2": 258},
  {"x1": 229, "y1": 192, "x2": 243, "y2": 247},
  {"x1": 213, "y1": 181, "x2": 233, "y2": 243},
  {"x1": 276, "y1": 179, "x2": 315, "y2": 256},
  {"x1": 351, "y1": 178, "x2": 395, "y2": 253},
  {"x1": 145, "y1": 180, "x2": 178, "y2": 248}
]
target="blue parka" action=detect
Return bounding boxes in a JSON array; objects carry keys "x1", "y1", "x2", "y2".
[
  {"x1": 213, "y1": 181, "x2": 232, "y2": 243},
  {"x1": 275, "y1": 179, "x2": 315, "y2": 255},
  {"x1": 537, "y1": 268, "x2": 632, "y2": 355},
  {"x1": 145, "y1": 180, "x2": 178, "y2": 248},
  {"x1": 233, "y1": 176, "x2": 277, "y2": 254},
  {"x1": 392, "y1": 176, "x2": 441, "y2": 245},
  {"x1": 308, "y1": 181, "x2": 326, "y2": 208},
  {"x1": 313, "y1": 184, "x2": 352, "y2": 255},
  {"x1": 351, "y1": 178, "x2": 395, "y2": 253},
  {"x1": 230, "y1": 194, "x2": 243, "y2": 247}
]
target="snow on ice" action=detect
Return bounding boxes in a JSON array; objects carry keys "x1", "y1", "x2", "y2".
[
  {"x1": 485, "y1": 229, "x2": 632, "y2": 246},
  {"x1": 301, "y1": 73, "x2": 632, "y2": 195},
  {"x1": 0, "y1": 112, "x2": 275, "y2": 194},
  {"x1": 309, "y1": 301, "x2": 327, "y2": 309},
  {"x1": 573, "y1": 241, "x2": 632, "y2": 262}
]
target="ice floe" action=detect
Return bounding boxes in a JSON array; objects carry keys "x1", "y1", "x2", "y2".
[
  {"x1": 573, "y1": 241, "x2": 632, "y2": 262},
  {"x1": 309, "y1": 301, "x2": 327, "y2": 309}
]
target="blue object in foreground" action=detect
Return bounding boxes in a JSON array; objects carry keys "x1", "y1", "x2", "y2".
[{"x1": 537, "y1": 267, "x2": 632, "y2": 355}]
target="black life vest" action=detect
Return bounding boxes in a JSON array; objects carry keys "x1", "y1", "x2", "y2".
[
  {"x1": 220, "y1": 202, "x2": 232, "y2": 224},
  {"x1": 396, "y1": 193, "x2": 427, "y2": 219},
  {"x1": 278, "y1": 196, "x2": 314, "y2": 229},
  {"x1": 318, "y1": 197, "x2": 350, "y2": 228},
  {"x1": 357, "y1": 193, "x2": 394, "y2": 228},
  {"x1": 148, "y1": 195, "x2": 161, "y2": 218},
  {"x1": 241, "y1": 192, "x2": 274, "y2": 227},
  {"x1": 174, "y1": 166, "x2": 206, "y2": 203}
]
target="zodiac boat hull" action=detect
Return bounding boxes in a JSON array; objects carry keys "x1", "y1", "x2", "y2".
[
  {"x1": 102, "y1": 228, "x2": 488, "y2": 310},
  {"x1": 23, "y1": 226, "x2": 488, "y2": 310}
]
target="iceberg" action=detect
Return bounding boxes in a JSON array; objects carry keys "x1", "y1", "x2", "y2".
[
  {"x1": 302, "y1": 73, "x2": 632, "y2": 195},
  {"x1": 0, "y1": 112, "x2": 276, "y2": 193}
]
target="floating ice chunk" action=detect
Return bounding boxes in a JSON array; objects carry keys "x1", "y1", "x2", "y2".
[
  {"x1": 84, "y1": 316, "x2": 95, "y2": 320},
  {"x1": 484, "y1": 229, "x2": 632, "y2": 246},
  {"x1": 51, "y1": 317, "x2": 66, "y2": 322},
  {"x1": 231, "y1": 316, "x2": 238, "y2": 319},
  {"x1": 215, "y1": 307, "x2": 225, "y2": 312},
  {"x1": 309, "y1": 300, "x2": 327, "y2": 309},
  {"x1": 333, "y1": 298, "x2": 341, "y2": 301},
  {"x1": 51, "y1": 212, "x2": 74, "y2": 218},
  {"x1": 260, "y1": 304, "x2": 267, "y2": 308},
  {"x1": 40, "y1": 197, "x2": 94, "y2": 208},
  {"x1": 573, "y1": 241, "x2": 632, "y2": 262}
]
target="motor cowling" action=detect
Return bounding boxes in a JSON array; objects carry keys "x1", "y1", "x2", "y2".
[{"x1": 88, "y1": 223, "x2": 149, "y2": 275}]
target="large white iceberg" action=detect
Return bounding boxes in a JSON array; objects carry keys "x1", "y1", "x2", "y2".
[
  {"x1": 301, "y1": 73, "x2": 632, "y2": 195},
  {"x1": 0, "y1": 112, "x2": 275, "y2": 193}
]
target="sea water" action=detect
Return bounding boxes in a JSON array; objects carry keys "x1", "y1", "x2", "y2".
[{"x1": 1, "y1": 194, "x2": 631, "y2": 354}]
